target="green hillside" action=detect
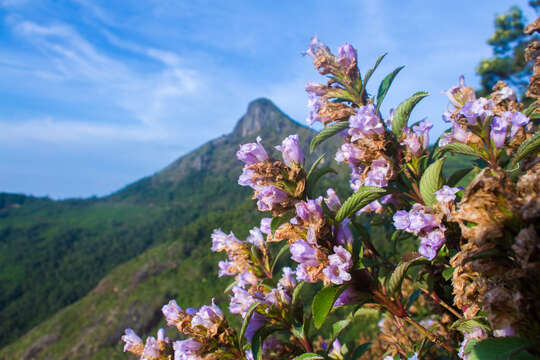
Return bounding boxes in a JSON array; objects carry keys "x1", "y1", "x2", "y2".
[{"x1": 0, "y1": 98, "x2": 350, "y2": 350}]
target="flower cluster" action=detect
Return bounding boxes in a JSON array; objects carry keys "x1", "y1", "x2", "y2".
[{"x1": 237, "y1": 135, "x2": 305, "y2": 215}]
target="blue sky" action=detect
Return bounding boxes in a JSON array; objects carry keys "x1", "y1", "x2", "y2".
[{"x1": 0, "y1": 0, "x2": 534, "y2": 199}]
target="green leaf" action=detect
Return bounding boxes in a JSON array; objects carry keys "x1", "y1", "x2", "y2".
[
  {"x1": 441, "y1": 267, "x2": 454, "y2": 281},
  {"x1": 360, "y1": 53, "x2": 387, "y2": 98},
  {"x1": 239, "y1": 302, "x2": 260, "y2": 345},
  {"x1": 351, "y1": 342, "x2": 371, "y2": 359},
  {"x1": 468, "y1": 337, "x2": 535, "y2": 360},
  {"x1": 391, "y1": 91, "x2": 428, "y2": 137},
  {"x1": 386, "y1": 256, "x2": 429, "y2": 295},
  {"x1": 306, "y1": 153, "x2": 326, "y2": 182},
  {"x1": 271, "y1": 244, "x2": 291, "y2": 274},
  {"x1": 307, "y1": 167, "x2": 338, "y2": 197},
  {"x1": 450, "y1": 317, "x2": 490, "y2": 333},
  {"x1": 447, "y1": 167, "x2": 474, "y2": 187},
  {"x1": 335, "y1": 187, "x2": 387, "y2": 223},
  {"x1": 523, "y1": 102, "x2": 538, "y2": 117},
  {"x1": 294, "y1": 353, "x2": 324, "y2": 360},
  {"x1": 511, "y1": 132, "x2": 540, "y2": 167},
  {"x1": 312, "y1": 285, "x2": 348, "y2": 329},
  {"x1": 434, "y1": 143, "x2": 486, "y2": 160},
  {"x1": 291, "y1": 281, "x2": 305, "y2": 310},
  {"x1": 419, "y1": 158, "x2": 445, "y2": 207},
  {"x1": 326, "y1": 318, "x2": 352, "y2": 354},
  {"x1": 310, "y1": 121, "x2": 349, "y2": 154},
  {"x1": 223, "y1": 280, "x2": 238, "y2": 294},
  {"x1": 376, "y1": 66, "x2": 405, "y2": 113}
]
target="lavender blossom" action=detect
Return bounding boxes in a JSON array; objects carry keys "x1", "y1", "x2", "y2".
[
  {"x1": 460, "y1": 98, "x2": 494, "y2": 125},
  {"x1": 333, "y1": 287, "x2": 360, "y2": 307},
  {"x1": 295, "y1": 199, "x2": 323, "y2": 223},
  {"x1": 328, "y1": 339, "x2": 343, "y2": 358},
  {"x1": 323, "y1": 263, "x2": 351, "y2": 284},
  {"x1": 401, "y1": 128, "x2": 422, "y2": 156},
  {"x1": 157, "y1": 328, "x2": 168, "y2": 343},
  {"x1": 162, "y1": 300, "x2": 182, "y2": 326},
  {"x1": 335, "y1": 143, "x2": 364, "y2": 164},
  {"x1": 142, "y1": 337, "x2": 160, "y2": 360},
  {"x1": 435, "y1": 185, "x2": 460, "y2": 203},
  {"x1": 418, "y1": 230, "x2": 445, "y2": 260},
  {"x1": 275, "y1": 134, "x2": 304, "y2": 166},
  {"x1": 260, "y1": 217, "x2": 272, "y2": 235},
  {"x1": 364, "y1": 157, "x2": 391, "y2": 188},
  {"x1": 305, "y1": 82, "x2": 326, "y2": 96},
  {"x1": 246, "y1": 227, "x2": 264, "y2": 248},
  {"x1": 439, "y1": 132, "x2": 453, "y2": 146},
  {"x1": 245, "y1": 312, "x2": 267, "y2": 342},
  {"x1": 336, "y1": 219, "x2": 354, "y2": 246},
  {"x1": 509, "y1": 112, "x2": 529, "y2": 139},
  {"x1": 277, "y1": 267, "x2": 297, "y2": 291},
  {"x1": 230, "y1": 286, "x2": 257, "y2": 317},
  {"x1": 306, "y1": 95, "x2": 326, "y2": 125},
  {"x1": 348, "y1": 104, "x2": 384, "y2": 141},
  {"x1": 349, "y1": 165, "x2": 364, "y2": 192},
  {"x1": 451, "y1": 122, "x2": 469, "y2": 143},
  {"x1": 173, "y1": 339, "x2": 202, "y2": 360},
  {"x1": 238, "y1": 166, "x2": 256, "y2": 188},
  {"x1": 442, "y1": 75, "x2": 475, "y2": 108},
  {"x1": 290, "y1": 239, "x2": 320, "y2": 266},
  {"x1": 121, "y1": 328, "x2": 143, "y2": 353},
  {"x1": 211, "y1": 229, "x2": 241, "y2": 253},
  {"x1": 218, "y1": 260, "x2": 236, "y2": 277},
  {"x1": 358, "y1": 199, "x2": 382, "y2": 214},
  {"x1": 337, "y1": 43, "x2": 357, "y2": 68},
  {"x1": 237, "y1": 136, "x2": 269, "y2": 165},
  {"x1": 191, "y1": 299, "x2": 224, "y2": 330},
  {"x1": 490, "y1": 114, "x2": 509, "y2": 148},
  {"x1": 393, "y1": 210, "x2": 410, "y2": 230},
  {"x1": 303, "y1": 35, "x2": 327, "y2": 58},
  {"x1": 329, "y1": 246, "x2": 352, "y2": 268},
  {"x1": 256, "y1": 185, "x2": 288, "y2": 211},
  {"x1": 494, "y1": 326, "x2": 516, "y2": 337},
  {"x1": 237, "y1": 269, "x2": 258, "y2": 288},
  {"x1": 324, "y1": 188, "x2": 341, "y2": 211},
  {"x1": 412, "y1": 120, "x2": 433, "y2": 149},
  {"x1": 408, "y1": 210, "x2": 437, "y2": 234},
  {"x1": 498, "y1": 86, "x2": 516, "y2": 101},
  {"x1": 295, "y1": 263, "x2": 317, "y2": 283}
]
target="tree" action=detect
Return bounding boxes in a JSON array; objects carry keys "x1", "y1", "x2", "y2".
[{"x1": 477, "y1": 2, "x2": 540, "y2": 97}]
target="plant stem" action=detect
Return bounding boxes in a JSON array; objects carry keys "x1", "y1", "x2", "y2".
[
  {"x1": 419, "y1": 287, "x2": 462, "y2": 319},
  {"x1": 404, "y1": 316, "x2": 456, "y2": 355}
]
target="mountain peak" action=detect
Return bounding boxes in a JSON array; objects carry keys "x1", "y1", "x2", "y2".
[{"x1": 233, "y1": 98, "x2": 291, "y2": 137}]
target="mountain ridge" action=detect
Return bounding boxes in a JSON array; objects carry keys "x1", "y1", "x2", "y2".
[{"x1": 0, "y1": 98, "x2": 349, "y2": 351}]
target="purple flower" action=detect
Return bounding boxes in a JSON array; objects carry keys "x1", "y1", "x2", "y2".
[
  {"x1": 329, "y1": 246, "x2": 352, "y2": 268},
  {"x1": 275, "y1": 134, "x2": 304, "y2": 166},
  {"x1": 408, "y1": 209, "x2": 437, "y2": 234},
  {"x1": 162, "y1": 300, "x2": 182, "y2": 326},
  {"x1": 336, "y1": 219, "x2": 353, "y2": 246},
  {"x1": 121, "y1": 328, "x2": 143, "y2": 353},
  {"x1": 451, "y1": 122, "x2": 469, "y2": 143},
  {"x1": 335, "y1": 143, "x2": 363, "y2": 164},
  {"x1": 324, "y1": 188, "x2": 341, "y2": 211},
  {"x1": 157, "y1": 328, "x2": 168, "y2": 343},
  {"x1": 245, "y1": 313, "x2": 267, "y2": 341},
  {"x1": 364, "y1": 157, "x2": 391, "y2": 188},
  {"x1": 333, "y1": 287, "x2": 360, "y2": 307},
  {"x1": 305, "y1": 82, "x2": 326, "y2": 97},
  {"x1": 295, "y1": 263, "x2": 317, "y2": 283},
  {"x1": 358, "y1": 200, "x2": 382, "y2": 214},
  {"x1": 460, "y1": 98, "x2": 494, "y2": 125},
  {"x1": 218, "y1": 260, "x2": 236, "y2": 277},
  {"x1": 191, "y1": 299, "x2": 224, "y2": 329},
  {"x1": 348, "y1": 104, "x2": 384, "y2": 141},
  {"x1": 230, "y1": 286, "x2": 257, "y2": 317},
  {"x1": 264, "y1": 287, "x2": 291, "y2": 306},
  {"x1": 442, "y1": 75, "x2": 475, "y2": 108},
  {"x1": 401, "y1": 128, "x2": 422, "y2": 156},
  {"x1": 278, "y1": 267, "x2": 297, "y2": 291},
  {"x1": 509, "y1": 112, "x2": 529, "y2": 139},
  {"x1": 290, "y1": 239, "x2": 320, "y2": 266},
  {"x1": 303, "y1": 35, "x2": 327, "y2": 59},
  {"x1": 247, "y1": 227, "x2": 264, "y2": 248},
  {"x1": 458, "y1": 328, "x2": 487, "y2": 359},
  {"x1": 490, "y1": 114, "x2": 509, "y2": 148},
  {"x1": 295, "y1": 199, "x2": 323, "y2": 223},
  {"x1": 442, "y1": 109, "x2": 453, "y2": 123},
  {"x1": 237, "y1": 269, "x2": 258, "y2": 288},
  {"x1": 393, "y1": 210, "x2": 410, "y2": 230},
  {"x1": 211, "y1": 229, "x2": 241, "y2": 252},
  {"x1": 349, "y1": 165, "x2": 364, "y2": 192},
  {"x1": 237, "y1": 136, "x2": 269, "y2": 165},
  {"x1": 412, "y1": 120, "x2": 433, "y2": 149},
  {"x1": 173, "y1": 339, "x2": 202, "y2": 360},
  {"x1": 435, "y1": 185, "x2": 460, "y2": 203},
  {"x1": 306, "y1": 95, "x2": 326, "y2": 125},
  {"x1": 256, "y1": 185, "x2": 288, "y2": 212},
  {"x1": 385, "y1": 108, "x2": 395, "y2": 127},
  {"x1": 337, "y1": 43, "x2": 357, "y2": 68},
  {"x1": 142, "y1": 337, "x2": 160, "y2": 359},
  {"x1": 324, "y1": 249, "x2": 352, "y2": 285},
  {"x1": 494, "y1": 326, "x2": 516, "y2": 337},
  {"x1": 418, "y1": 230, "x2": 445, "y2": 260},
  {"x1": 238, "y1": 166, "x2": 257, "y2": 188},
  {"x1": 260, "y1": 218, "x2": 272, "y2": 235}
]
